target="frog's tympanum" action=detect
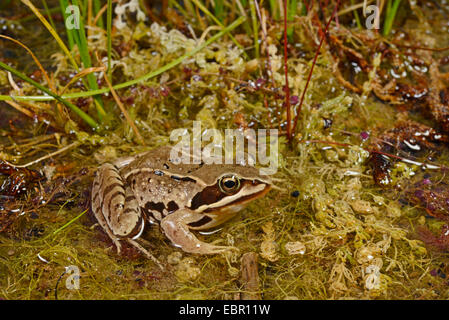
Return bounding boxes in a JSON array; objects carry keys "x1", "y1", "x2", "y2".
[{"x1": 91, "y1": 146, "x2": 271, "y2": 266}]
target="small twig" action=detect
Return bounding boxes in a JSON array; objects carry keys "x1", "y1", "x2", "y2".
[
  {"x1": 240, "y1": 252, "x2": 261, "y2": 300},
  {"x1": 4, "y1": 100, "x2": 38, "y2": 119},
  {"x1": 10, "y1": 141, "x2": 81, "y2": 168}
]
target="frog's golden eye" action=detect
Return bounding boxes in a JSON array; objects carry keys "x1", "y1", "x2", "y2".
[{"x1": 219, "y1": 175, "x2": 241, "y2": 194}]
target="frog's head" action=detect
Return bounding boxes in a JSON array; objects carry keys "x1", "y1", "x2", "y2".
[{"x1": 186, "y1": 164, "x2": 272, "y2": 229}]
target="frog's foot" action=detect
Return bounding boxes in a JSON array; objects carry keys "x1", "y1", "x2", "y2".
[
  {"x1": 160, "y1": 210, "x2": 238, "y2": 255},
  {"x1": 127, "y1": 239, "x2": 165, "y2": 270}
]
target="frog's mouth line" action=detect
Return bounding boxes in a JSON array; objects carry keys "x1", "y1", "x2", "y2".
[{"x1": 203, "y1": 184, "x2": 271, "y2": 214}]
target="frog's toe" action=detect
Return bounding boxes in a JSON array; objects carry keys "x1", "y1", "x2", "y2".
[
  {"x1": 199, "y1": 244, "x2": 239, "y2": 255},
  {"x1": 115, "y1": 240, "x2": 122, "y2": 254},
  {"x1": 127, "y1": 239, "x2": 165, "y2": 270}
]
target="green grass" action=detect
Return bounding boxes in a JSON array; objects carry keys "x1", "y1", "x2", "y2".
[
  {"x1": 41, "y1": 0, "x2": 57, "y2": 31},
  {"x1": 383, "y1": 0, "x2": 402, "y2": 36},
  {"x1": 0, "y1": 16, "x2": 247, "y2": 102},
  {"x1": 287, "y1": 0, "x2": 299, "y2": 42},
  {"x1": 190, "y1": 0, "x2": 248, "y2": 59},
  {"x1": 350, "y1": 0, "x2": 362, "y2": 29},
  {"x1": 213, "y1": 0, "x2": 224, "y2": 23},
  {"x1": 68, "y1": 0, "x2": 107, "y2": 121},
  {"x1": 0, "y1": 0, "x2": 405, "y2": 131},
  {"x1": 93, "y1": 0, "x2": 104, "y2": 28},
  {"x1": 59, "y1": 0, "x2": 75, "y2": 49}
]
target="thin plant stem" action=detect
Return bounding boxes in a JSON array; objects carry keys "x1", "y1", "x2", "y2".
[
  {"x1": 214, "y1": 0, "x2": 224, "y2": 22},
  {"x1": 0, "y1": 35, "x2": 54, "y2": 92},
  {"x1": 58, "y1": 0, "x2": 75, "y2": 49},
  {"x1": 50, "y1": 209, "x2": 88, "y2": 237},
  {"x1": 291, "y1": 0, "x2": 340, "y2": 135},
  {"x1": 269, "y1": 0, "x2": 279, "y2": 19},
  {"x1": 71, "y1": 0, "x2": 107, "y2": 120},
  {"x1": 41, "y1": 0, "x2": 57, "y2": 31},
  {"x1": 249, "y1": 0, "x2": 259, "y2": 59},
  {"x1": 350, "y1": 0, "x2": 362, "y2": 29},
  {"x1": 93, "y1": 0, "x2": 104, "y2": 28},
  {"x1": 283, "y1": 0, "x2": 291, "y2": 139},
  {"x1": 287, "y1": 0, "x2": 297, "y2": 42},
  {"x1": 0, "y1": 60, "x2": 98, "y2": 128},
  {"x1": 107, "y1": 0, "x2": 112, "y2": 79},
  {"x1": 21, "y1": 0, "x2": 79, "y2": 71},
  {"x1": 96, "y1": 54, "x2": 145, "y2": 146}
]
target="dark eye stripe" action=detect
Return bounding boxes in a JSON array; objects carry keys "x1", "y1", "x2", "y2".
[{"x1": 189, "y1": 184, "x2": 227, "y2": 210}]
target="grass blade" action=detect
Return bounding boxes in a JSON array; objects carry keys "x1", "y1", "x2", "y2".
[
  {"x1": 41, "y1": 0, "x2": 57, "y2": 31},
  {"x1": 107, "y1": 0, "x2": 112, "y2": 79},
  {"x1": 71, "y1": 0, "x2": 107, "y2": 120},
  {"x1": 93, "y1": 0, "x2": 104, "y2": 28},
  {"x1": 190, "y1": 0, "x2": 249, "y2": 59},
  {"x1": 214, "y1": 0, "x2": 224, "y2": 23},
  {"x1": 383, "y1": 0, "x2": 402, "y2": 36},
  {"x1": 287, "y1": 0, "x2": 297, "y2": 42},
  {"x1": 350, "y1": 0, "x2": 362, "y2": 29},
  {"x1": 21, "y1": 0, "x2": 79, "y2": 71},
  {"x1": 249, "y1": 0, "x2": 259, "y2": 59}
]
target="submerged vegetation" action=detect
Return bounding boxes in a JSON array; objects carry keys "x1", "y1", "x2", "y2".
[{"x1": 1, "y1": 0, "x2": 449, "y2": 299}]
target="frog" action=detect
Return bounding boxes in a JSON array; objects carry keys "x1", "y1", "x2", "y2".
[{"x1": 91, "y1": 146, "x2": 271, "y2": 268}]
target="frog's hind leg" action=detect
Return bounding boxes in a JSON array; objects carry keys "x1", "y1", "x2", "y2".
[
  {"x1": 91, "y1": 164, "x2": 123, "y2": 254},
  {"x1": 92, "y1": 163, "x2": 163, "y2": 269}
]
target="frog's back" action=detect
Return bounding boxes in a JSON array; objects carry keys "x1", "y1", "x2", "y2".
[{"x1": 121, "y1": 146, "x2": 267, "y2": 186}]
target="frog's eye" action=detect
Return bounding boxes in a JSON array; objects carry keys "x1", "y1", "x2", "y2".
[{"x1": 219, "y1": 175, "x2": 241, "y2": 194}]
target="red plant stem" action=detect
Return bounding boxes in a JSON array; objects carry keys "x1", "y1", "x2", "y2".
[
  {"x1": 283, "y1": 0, "x2": 291, "y2": 140},
  {"x1": 254, "y1": 0, "x2": 276, "y2": 128},
  {"x1": 291, "y1": 0, "x2": 340, "y2": 136}
]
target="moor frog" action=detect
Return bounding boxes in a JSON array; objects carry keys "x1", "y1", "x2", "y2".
[{"x1": 91, "y1": 146, "x2": 271, "y2": 268}]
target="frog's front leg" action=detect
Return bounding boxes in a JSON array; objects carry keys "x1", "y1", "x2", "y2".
[{"x1": 160, "y1": 209, "x2": 237, "y2": 254}]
